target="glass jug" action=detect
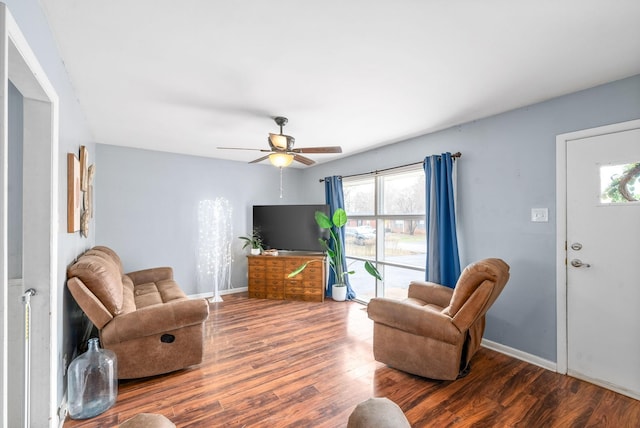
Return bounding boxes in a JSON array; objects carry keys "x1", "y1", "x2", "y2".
[{"x1": 67, "y1": 338, "x2": 118, "y2": 419}]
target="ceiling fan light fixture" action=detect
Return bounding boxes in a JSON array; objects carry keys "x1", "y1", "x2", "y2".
[
  {"x1": 269, "y1": 152, "x2": 294, "y2": 168},
  {"x1": 269, "y1": 133, "x2": 290, "y2": 150}
]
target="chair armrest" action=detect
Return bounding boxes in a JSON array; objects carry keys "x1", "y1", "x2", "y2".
[
  {"x1": 408, "y1": 281, "x2": 453, "y2": 307},
  {"x1": 101, "y1": 298, "x2": 209, "y2": 344},
  {"x1": 367, "y1": 298, "x2": 461, "y2": 344},
  {"x1": 126, "y1": 267, "x2": 173, "y2": 285}
]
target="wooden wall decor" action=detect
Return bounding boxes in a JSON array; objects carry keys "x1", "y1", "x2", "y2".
[
  {"x1": 80, "y1": 145, "x2": 88, "y2": 191},
  {"x1": 81, "y1": 163, "x2": 95, "y2": 237},
  {"x1": 68, "y1": 146, "x2": 95, "y2": 236},
  {"x1": 67, "y1": 153, "x2": 81, "y2": 232}
]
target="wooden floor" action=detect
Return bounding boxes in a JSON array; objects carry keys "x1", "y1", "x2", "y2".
[{"x1": 64, "y1": 292, "x2": 640, "y2": 427}]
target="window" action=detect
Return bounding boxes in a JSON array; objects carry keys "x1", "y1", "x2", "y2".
[
  {"x1": 600, "y1": 162, "x2": 640, "y2": 204},
  {"x1": 343, "y1": 167, "x2": 426, "y2": 302}
]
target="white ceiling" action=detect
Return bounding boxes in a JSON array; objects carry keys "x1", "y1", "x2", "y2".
[{"x1": 40, "y1": 1, "x2": 640, "y2": 167}]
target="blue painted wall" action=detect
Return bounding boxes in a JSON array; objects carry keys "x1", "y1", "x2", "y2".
[
  {"x1": 299, "y1": 74, "x2": 640, "y2": 361},
  {"x1": 96, "y1": 75, "x2": 640, "y2": 363},
  {"x1": 94, "y1": 145, "x2": 306, "y2": 294}
]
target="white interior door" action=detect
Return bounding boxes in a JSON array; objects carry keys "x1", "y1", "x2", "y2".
[{"x1": 566, "y1": 125, "x2": 640, "y2": 399}]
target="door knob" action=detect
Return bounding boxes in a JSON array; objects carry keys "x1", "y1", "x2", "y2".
[{"x1": 570, "y1": 259, "x2": 591, "y2": 268}]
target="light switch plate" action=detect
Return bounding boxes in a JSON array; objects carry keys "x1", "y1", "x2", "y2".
[{"x1": 531, "y1": 208, "x2": 548, "y2": 222}]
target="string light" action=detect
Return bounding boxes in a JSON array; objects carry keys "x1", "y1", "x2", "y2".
[{"x1": 197, "y1": 198, "x2": 233, "y2": 302}]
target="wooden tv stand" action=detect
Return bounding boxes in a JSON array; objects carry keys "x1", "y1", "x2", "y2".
[{"x1": 247, "y1": 252, "x2": 326, "y2": 302}]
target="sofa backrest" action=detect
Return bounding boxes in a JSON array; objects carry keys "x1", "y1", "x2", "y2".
[
  {"x1": 442, "y1": 258, "x2": 509, "y2": 331},
  {"x1": 67, "y1": 248, "x2": 125, "y2": 319},
  {"x1": 85, "y1": 246, "x2": 124, "y2": 274}
]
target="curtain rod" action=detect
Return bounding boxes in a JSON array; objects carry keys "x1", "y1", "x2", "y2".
[{"x1": 318, "y1": 151, "x2": 461, "y2": 182}]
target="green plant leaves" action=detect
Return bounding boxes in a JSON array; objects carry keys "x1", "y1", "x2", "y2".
[
  {"x1": 293, "y1": 207, "x2": 382, "y2": 283},
  {"x1": 315, "y1": 210, "x2": 332, "y2": 228},
  {"x1": 315, "y1": 208, "x2": 347, "y2": 229},
  {"x1": 288, "y1": 262, "x2": 310, "y2": 278},
  {"x1": 364, "y1": 261, "x2": 383, "y2": 281},
  {"x1": 332, "y1": 208, "x2": 347, "y2": 228}
]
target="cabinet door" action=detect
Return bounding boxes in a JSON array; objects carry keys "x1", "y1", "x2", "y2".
[
  {"x1": 284, "y1": 257, "x2": 325, "y2": 302},
  {"x1": 265, "y1": 258, "x2": 284, "y2": 299},
  {"x1": 247, "y1": 257, "x2": 267, "y2": 298}
]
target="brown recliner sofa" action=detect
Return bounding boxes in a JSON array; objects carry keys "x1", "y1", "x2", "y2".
[
  {"x1": 67, "y1": 246, "x2": 210, "y2": 379},
  {"x1": 367, "y1": 258, "x2": 509, "y2": 380}
]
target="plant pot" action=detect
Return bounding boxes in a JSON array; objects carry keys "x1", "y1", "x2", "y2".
[
  {"x1": 332, "y1": 284, "x2": 347, "y2": 301},
  {"x1": 250, "y1": 248, "x2": 261, "y2": 255}
]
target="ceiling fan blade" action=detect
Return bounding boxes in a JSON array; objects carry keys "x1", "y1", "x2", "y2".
[
  {"x1": 249, "y1": 155, "x2": 271, "y2": 164},
  {"x1": 292, "y1": 146, "x2": 342, "y2": 154},
  {"x1": 217, "y1": 147, "x2": 270, "y2": 152},
  {"x1": 293, "y1": 154, "x2": 316, "y2": 166}
]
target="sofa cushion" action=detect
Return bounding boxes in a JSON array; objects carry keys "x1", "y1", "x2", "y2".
[
  {"x1": 133, "y1": 279, "x2": 187, "y2": 309},
  {"x1": 121, "y1": 275, "x2": 137, "y2": 315},
  {"x1": 68, "y1": 254, "x2": 124, "y2": 315},
  {"x1": 83, "y1": 248, "x2": 122, "y2": 275},
  {"x1": 347, "y1": 397, "x2": 410, "y2": 428},
  {"x1": 100, "y1": 298, "x2": 210, "y2": 344},
  {"x1": 92, "y1": 246, "x2": 124, "y2": 273}
]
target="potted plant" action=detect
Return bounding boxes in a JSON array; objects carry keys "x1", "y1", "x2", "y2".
[
  {"x1": 289, "y1": 208, "x2": 381, "y2": 301},
  {"x1": 239, "y1": 229, "x2": 263, "y2": 255}
]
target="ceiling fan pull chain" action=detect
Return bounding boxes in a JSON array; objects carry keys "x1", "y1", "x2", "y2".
[{"x1": 279, "y1": 166, "x2": 284, "y2": 198}]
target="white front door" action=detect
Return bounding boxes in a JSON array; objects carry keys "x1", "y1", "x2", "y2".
[{"x1": 565, "y1": 124, "x2": 640, "y2": 399}]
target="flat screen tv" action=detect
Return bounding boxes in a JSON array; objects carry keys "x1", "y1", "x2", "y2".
[{"x1": 253, "y1": 204, "x2": 330, "y2": 252}]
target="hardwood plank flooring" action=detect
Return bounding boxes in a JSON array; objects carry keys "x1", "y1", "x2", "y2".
[{"x1": 64, "y1": 293, "x2": 640, "y2": 427}]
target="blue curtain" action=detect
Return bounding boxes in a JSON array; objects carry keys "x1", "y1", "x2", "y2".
[
  {"x1": 324, "y1": 176, "x2": 356, "y2": 300},
  {"x1": 424, "y1": 153, "x2": 461, "y2": 288}
]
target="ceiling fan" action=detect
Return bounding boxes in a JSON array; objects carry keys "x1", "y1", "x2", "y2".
[{"x1": 217, "y1": 116, "x2": 342, "y2": 167}]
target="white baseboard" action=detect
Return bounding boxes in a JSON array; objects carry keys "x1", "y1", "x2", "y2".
[
  {"x1": 482, "y1": 338, "x2": 557, "y2": 372},
  {"x1": 189, "y1": 287, "x2": 248, "y2": 300}
]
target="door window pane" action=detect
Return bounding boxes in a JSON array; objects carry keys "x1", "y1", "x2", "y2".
[{"x1": 600, "y1": 162, "x2": 640, "y2": 204}]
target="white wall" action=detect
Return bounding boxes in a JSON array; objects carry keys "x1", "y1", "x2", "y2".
[{"x1": 8, "y1": 82, "x2": 22, "y2": 280}]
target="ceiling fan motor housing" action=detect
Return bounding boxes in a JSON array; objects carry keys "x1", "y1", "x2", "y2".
[
  {"x1": 274, "y1": 116, "x2": 288, "y2": 128},
  {"x1": 268, "y1": 133, "x2": 295, "y2": 151}
]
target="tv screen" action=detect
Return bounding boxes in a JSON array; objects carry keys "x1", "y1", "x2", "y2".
[{"x1": 253, "y1": 204, "x2": 330, "y2": 252}]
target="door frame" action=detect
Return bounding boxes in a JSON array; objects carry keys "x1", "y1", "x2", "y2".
[
  {"x1": 0, "y1": 5, "x2": 59, "y2": 427},
  {"x1": 555, "y1": 118, "x2": 640, "y2": 375}
]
